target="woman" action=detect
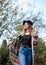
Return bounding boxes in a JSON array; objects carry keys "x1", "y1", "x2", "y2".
[{"x1": 18, "y1": 20, "x2": 38, "y2": 65}]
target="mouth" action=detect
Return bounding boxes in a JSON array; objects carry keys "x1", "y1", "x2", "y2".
[{"x1": 25, "y1": 26, "x2": 28, "y2": 28}]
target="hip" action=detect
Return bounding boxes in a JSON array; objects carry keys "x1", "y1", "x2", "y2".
[{"x1": 19, "y1": 46, "x2": 32, "y2": 53}]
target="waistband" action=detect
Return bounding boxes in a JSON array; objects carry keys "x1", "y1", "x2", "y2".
[{"x1": 20, "y1": 45, "x2": 31, "y2": 48}]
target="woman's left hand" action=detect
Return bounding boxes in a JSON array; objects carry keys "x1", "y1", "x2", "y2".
[{"x1": 33, "y1": 30, "x2": 38, "y2": 45}]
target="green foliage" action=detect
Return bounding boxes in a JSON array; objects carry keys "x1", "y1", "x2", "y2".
[
  {"x1": 34, "y1": 38, "x2": 46, "y2": 65},
  {"x1": 15, "y1": 25, "x2": 23, "y2": 32},
  {"x1": 0, "y1": 40, "x2": 12, "y2": 65},
  {"x1": 1, "y1": 40, "x2": 7, "y2": 47}
]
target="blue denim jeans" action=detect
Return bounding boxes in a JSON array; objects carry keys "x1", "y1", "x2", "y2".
[{"x1": 19, "y1": 47, "x2": 32, "y2": 65}]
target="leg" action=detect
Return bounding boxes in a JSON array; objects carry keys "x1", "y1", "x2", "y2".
[
  {"x1": 19, "y1": 47, "x2": 27, "y2": 65},
  {"x1": 27, "y1": 48, "x2": 32, "y2": 65}
]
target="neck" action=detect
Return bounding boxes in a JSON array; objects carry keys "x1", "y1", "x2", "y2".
[
  {"x1": 25, "y1": 29, "x2": 29, "y2": 33},
  {"x1": 25, "y1": 28, "x2": 32, "y2": 33},
  {"x1": 22, "y1": 28, "x2": 32, "y2": 35}
]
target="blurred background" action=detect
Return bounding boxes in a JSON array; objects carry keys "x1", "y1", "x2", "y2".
[{"x1": 0, "y1": 0, "x2": 46, "y2": 65}]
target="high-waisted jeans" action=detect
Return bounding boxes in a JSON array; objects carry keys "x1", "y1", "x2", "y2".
[{"x1": 19, "y1": 47, "x2": 32, "y2": 65}]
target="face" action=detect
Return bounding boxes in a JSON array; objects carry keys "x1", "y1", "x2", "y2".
[{"x1": 23, "y1": 22, "x2": 32, "y2": 29}]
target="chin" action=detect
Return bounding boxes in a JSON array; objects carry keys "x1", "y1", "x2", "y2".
[{"x1": 24, "y1": 27, "x2": 28, "y2": 29}]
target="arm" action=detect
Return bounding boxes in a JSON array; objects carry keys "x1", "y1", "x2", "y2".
[
  {"x1": 33, "y1": 30, "x2": 38, "y2": 45},
  {"x1": 33, "y1": 36, "x2": 38, "y2": 45}
]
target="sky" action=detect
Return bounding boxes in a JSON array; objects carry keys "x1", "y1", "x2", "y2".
[
  {"x1": 12, "y1": 0, "x2": 46, "y2": 19},
  {"x1": 0, "y1": 0, "x2": 46, "y2": 46}
]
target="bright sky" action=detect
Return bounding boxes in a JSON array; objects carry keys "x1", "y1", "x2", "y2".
[{"x1": 12, "y1": 0, "x2": 46, "y2": 19}]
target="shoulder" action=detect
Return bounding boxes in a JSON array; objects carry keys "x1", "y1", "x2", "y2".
[{"x1": 19, "y1": 31, "x2": 23, "y2": 36}]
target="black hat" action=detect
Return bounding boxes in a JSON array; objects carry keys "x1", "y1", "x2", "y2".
[{"x1": 23, "y1": 20, "x2": 33, "y2": 25}]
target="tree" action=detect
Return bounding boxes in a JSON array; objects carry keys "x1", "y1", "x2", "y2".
[
  {"x1": 0, "y1": 0, "x2": 46, "y2": 43},
  {"x1": 0, "y1": 40, "x2": 12, "y2": 65},
  {"x1": 34, "y1": 38, "x2": 46, "y2": 65}
]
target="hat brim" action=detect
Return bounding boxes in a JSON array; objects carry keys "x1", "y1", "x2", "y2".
[{"x1": 23, "y1": 20, "x2": 33, "y2": 25}]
